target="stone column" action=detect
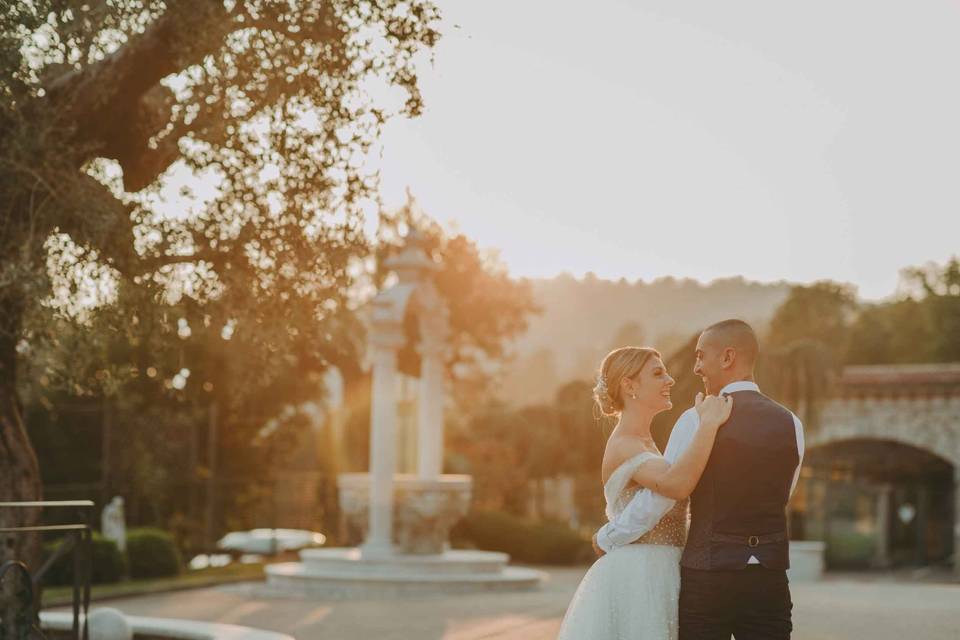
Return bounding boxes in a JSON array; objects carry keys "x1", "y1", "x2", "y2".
[
  {"x1": 874, "y1": 484, "x2": 892, "y2": 569},
  {"x1": 417, "y1": 332, "x2": 446, "y2": 480},
  {"x1": 362, "y1": 329, "x2": 403, "y2": 558},
  {"x1": 916, "y1": 483, "x2": 930, "y2": 566}
]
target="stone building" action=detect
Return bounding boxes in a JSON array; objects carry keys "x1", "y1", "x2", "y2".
[{"x1": 791, "y1": 363, "x2": 960, "y2": 574}]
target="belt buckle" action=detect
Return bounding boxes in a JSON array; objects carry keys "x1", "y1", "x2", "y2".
[{"x1": 748, "y1": 535, "x2": 760, "y2": 548}]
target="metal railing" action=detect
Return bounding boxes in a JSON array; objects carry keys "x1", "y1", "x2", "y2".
[{"x1": 0, "y1": 501, "x2": 93, "y2": 640}]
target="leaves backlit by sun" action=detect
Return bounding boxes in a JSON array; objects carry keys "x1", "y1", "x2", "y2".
[{"x1": 42, "y1": 232, "x2": 119, "y2": 324}]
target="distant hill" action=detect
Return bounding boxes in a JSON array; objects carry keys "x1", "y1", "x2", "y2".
[{"x1": 497, "y1": 274, "x2": 792, "y2": 406}]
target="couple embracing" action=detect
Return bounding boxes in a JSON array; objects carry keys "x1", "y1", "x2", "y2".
[{"x1": 558, "y1": 319, "x2": 805, "y2": 640}]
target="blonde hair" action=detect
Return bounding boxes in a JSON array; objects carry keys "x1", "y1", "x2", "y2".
[{"x1": 593, "y1": 346, "x2": 661, "y2": 417}]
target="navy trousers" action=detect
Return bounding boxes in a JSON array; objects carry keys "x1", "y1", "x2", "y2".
[{"x1": 679, "y1": 565, "x2": 793, "y2": 640}]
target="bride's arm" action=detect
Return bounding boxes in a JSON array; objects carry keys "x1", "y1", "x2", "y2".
[
  {"x1": 594, "y1": 408, "x2": 699, "y2": 553},
  {"x1": 630, "y1": 394, "x2": 732, "y2": 500}
]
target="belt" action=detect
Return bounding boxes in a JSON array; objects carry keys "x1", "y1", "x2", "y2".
[{"x1": 710, "y1": 531, "x2": 788, "y2": 548}]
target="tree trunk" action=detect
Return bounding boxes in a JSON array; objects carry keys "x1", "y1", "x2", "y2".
[{"x1": 0, "y1": 293, "x2": 43, "y2": 570}]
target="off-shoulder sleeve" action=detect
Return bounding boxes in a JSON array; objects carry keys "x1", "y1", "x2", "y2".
[
  {"x1": 602, "y1": 451, "x2": 661, "y2": 520},
  {"x1": 597, "y1": 481, "x2": 676, "y2": 552},
  {"x1": 595, "y1": 409, "x2": 700, "y2": 553}
]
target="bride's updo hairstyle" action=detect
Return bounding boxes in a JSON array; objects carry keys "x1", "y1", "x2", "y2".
[{"x1": 593, "y1": 346, "x2": 661, "y2": 417}]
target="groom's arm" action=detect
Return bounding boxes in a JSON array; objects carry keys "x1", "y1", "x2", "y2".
[{"x1": 594, "y1": 408, "x2": 700, "y2": 553}]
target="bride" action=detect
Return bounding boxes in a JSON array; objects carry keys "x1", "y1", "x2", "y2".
[{"x1": 557, "y1": 346, "x2": 732, "y2": 640}]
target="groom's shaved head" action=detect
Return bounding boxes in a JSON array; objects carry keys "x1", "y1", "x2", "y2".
[{"x1": 702, "y1": 319, "x2": 759, "y2": 369}]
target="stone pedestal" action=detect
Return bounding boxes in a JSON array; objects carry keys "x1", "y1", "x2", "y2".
[
  {"x1": 265, "y1": 473, "x2": 544, "y2": 597},
  {"x1": 788, "y1": 541, "x2": 826, "y2": 582},
  {"x1": 339, "y1": 473, "x2": 471, "y2": 555}
]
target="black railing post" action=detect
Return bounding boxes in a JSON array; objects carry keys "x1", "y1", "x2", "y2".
[{"x1": 0, "y1": 501, "x2": 95, "y2": 640}]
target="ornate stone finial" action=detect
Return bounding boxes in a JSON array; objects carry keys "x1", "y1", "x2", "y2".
[{"x1": 384, "y1": 228, "x2": 438, "y2": 284}]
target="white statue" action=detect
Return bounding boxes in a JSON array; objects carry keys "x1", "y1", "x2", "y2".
[{"x1": 101, "y1": 496, "x2": 127, "y2": 553}]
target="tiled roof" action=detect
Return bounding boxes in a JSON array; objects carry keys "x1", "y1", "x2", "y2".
[{"x1": 838, "y1": 363, "x2": 960, "y2": 394}]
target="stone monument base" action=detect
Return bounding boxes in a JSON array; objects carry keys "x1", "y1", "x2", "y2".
[
  {"x1": 338, "y1": 473, "x2": 474, "y2": 554},
  {"x1": 264, "y1": 548, "x2": 545, "y2": 597},
  {"x1": 788, "y1": 540, "x2": 826, "y2": 582}
]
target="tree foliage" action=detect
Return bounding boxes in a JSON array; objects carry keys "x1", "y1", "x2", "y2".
[
  {"x1": 374, "y1": 198, "x2": 540, "y2": 400},
  {"x1": 766, "y1": 280, "x2": 858, "y2": 362},
  {"x1": 848, "y1": 257, "x2": 960, "y2": 364},
  {"x1": 1, "y1": 0, "x2": 441, "y2": 566},
  {"x1": 449, "y1": 380, "x2": 606, "y2": 525}
]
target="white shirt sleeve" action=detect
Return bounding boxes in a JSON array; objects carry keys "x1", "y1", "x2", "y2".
[
  {"x1": 595, "y1": 408, "x2": 700, "y2": 553},
  {"x1": 790, "y1": 413, "x2": 805, "y2": 497}
]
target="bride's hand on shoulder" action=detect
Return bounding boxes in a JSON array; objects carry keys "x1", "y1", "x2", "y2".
[{"x1": 694, "y1": 392, "x2": 733, "y2": 430}]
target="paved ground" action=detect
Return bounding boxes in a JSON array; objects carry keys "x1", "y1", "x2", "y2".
[{"x1": 64, "y1": 566, "x2": 960, "y2": 640}]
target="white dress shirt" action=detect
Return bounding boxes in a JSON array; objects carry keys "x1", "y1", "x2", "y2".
[{"x1": 595, "y1": 380, "x2": 805, "y2": 558}]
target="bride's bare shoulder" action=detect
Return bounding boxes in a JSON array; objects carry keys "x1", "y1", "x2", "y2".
[{"x1": 601, "y1": 436, "x2": 659, "y2": 485}]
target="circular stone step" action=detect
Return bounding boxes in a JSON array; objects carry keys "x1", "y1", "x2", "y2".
[
  {"x1": 264, "y1": 560, "x2": 545, "y2": 598},
  {"x1": 299, "y1": 548, "x2": 510, "y2": 576}
]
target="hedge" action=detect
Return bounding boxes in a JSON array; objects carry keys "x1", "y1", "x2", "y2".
[
  {"x1": 126, "y1": 528, "x2": 182, "y2": 579},
  {"x1": 42, "y1": 534, "x2": 126, "y2": 586},
  {"x1": 451, "y1": 510, "x2": 593, "y2": 565}
]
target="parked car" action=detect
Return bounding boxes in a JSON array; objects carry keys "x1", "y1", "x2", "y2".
[{"x1": 216, "y1": 528, "x2": 326, "y2": 555}]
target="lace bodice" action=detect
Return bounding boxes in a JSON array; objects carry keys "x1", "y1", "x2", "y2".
[{"x1": 603, "y1": 451, "x2": 689, "y2": 548}]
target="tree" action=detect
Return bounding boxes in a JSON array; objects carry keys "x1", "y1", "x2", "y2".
[
  {"x1": 448, "y1": 402, "x2": 535, "y2": 515},
  {"x1": 845, "y1": 298, "x2": 926, "y2": 364},
  {"x1": 847, "y1": 257, "x2": 960, "y2": 364},
  {"x1": 759, "y1": 339, "x2": 833, "y2": 429},
  {"x1": 897, "y1": 257, "x2": 960, "y2": 361},
  {"x1": 608, "y1": 321, "x2": 646, "y2": 351},
  {"x1": 374, "y1": 198, "x2": 540, "y2": 406},
  {"x1": 449, "y1": 381, "x2": 600, "y2": 522},
  {"x1": 1, "y1": 0, "x2": 440, "y2": 566},
  {"x1": 554, "y1": 380, "x2": 607, "y2": 526},
  {"x1": 652, "y1": 330, "x2": 831, "y2": 435},
  {"x1": 333, "y1": 200, "x2": 539, "y2": 475},
  {"x1": 651, "y1": 335, "x2": 700, "y2": 447},
  {"x1": 766, "y1": 281, "x2": 858, "y2": 361}
]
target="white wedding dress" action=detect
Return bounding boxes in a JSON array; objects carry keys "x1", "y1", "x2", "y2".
[{"x1": 557, "y1": 451, "x2": 689, "y2": 640}]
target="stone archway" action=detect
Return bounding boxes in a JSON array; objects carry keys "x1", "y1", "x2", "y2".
[
  {"x1": 799, "y1": 438, "x2": 954, "y2": 570},
  {"x1": 812, "y1": 396, "x2": 960, "y2": 470},
  {"x1": 797, "y1": 365, "x2": 960, "y2": 575}
]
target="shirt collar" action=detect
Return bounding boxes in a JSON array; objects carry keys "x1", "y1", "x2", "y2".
[{"x1": 720, "y1": 380, "x2": 760, "y2": 395}]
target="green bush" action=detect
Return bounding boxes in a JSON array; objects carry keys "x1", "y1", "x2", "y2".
[
  {"x1": 826, "y1": 530, "x2": 875, "y2": 568},
  {"x1": 451, "y1": 510, "x2": 593, "y2": 565},
  {"x1": 126, "y1": 528, "x2": 182, "y2": 579},
  {"x1": 42, "y1": 534, "x2": 126, "y2": 586}
]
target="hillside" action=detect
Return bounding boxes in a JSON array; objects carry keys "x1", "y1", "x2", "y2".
[{"x1": 497, "y1": 273, "x2": 792, "y2": 405}]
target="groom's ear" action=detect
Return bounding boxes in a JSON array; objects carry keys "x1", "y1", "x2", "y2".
[{"x1": 720, "y1": 346, "x2": 737, "y2": 369}]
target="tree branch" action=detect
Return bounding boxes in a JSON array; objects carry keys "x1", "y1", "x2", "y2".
[{"x1": 43, "y1": 1, "x2": 234, "y2": 184}]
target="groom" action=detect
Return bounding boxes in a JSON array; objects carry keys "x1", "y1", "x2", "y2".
[{"x1": 594, "y1": 319, "x2": 805, "y2": 640}]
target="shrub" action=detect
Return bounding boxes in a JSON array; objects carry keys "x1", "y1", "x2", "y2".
[
  {"x1": 126, "y1": 528, "x2": 182, "y2": 579},
  {"x1": 825, "y1": 530, "x2": 875, "y2": 568},
  {"x1": 451, "y1": 510, "x2": 593, "y2": 565},
  {"x1": 42, "y1": 534, "x2": 126, "y2": 586}
]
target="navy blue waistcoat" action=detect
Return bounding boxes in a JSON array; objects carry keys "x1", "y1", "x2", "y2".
[{"x1": 680, "y1": 389, "x2": 799, "y2": 571}]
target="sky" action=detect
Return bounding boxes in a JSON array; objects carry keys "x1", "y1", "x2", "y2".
[{"x1": 370, "y1": 0, "x2": 960, "y2": 300}]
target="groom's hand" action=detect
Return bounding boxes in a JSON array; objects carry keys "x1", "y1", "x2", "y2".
[{"x1": 592, "y1": 534, "x2": 605, "y2": 557}]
